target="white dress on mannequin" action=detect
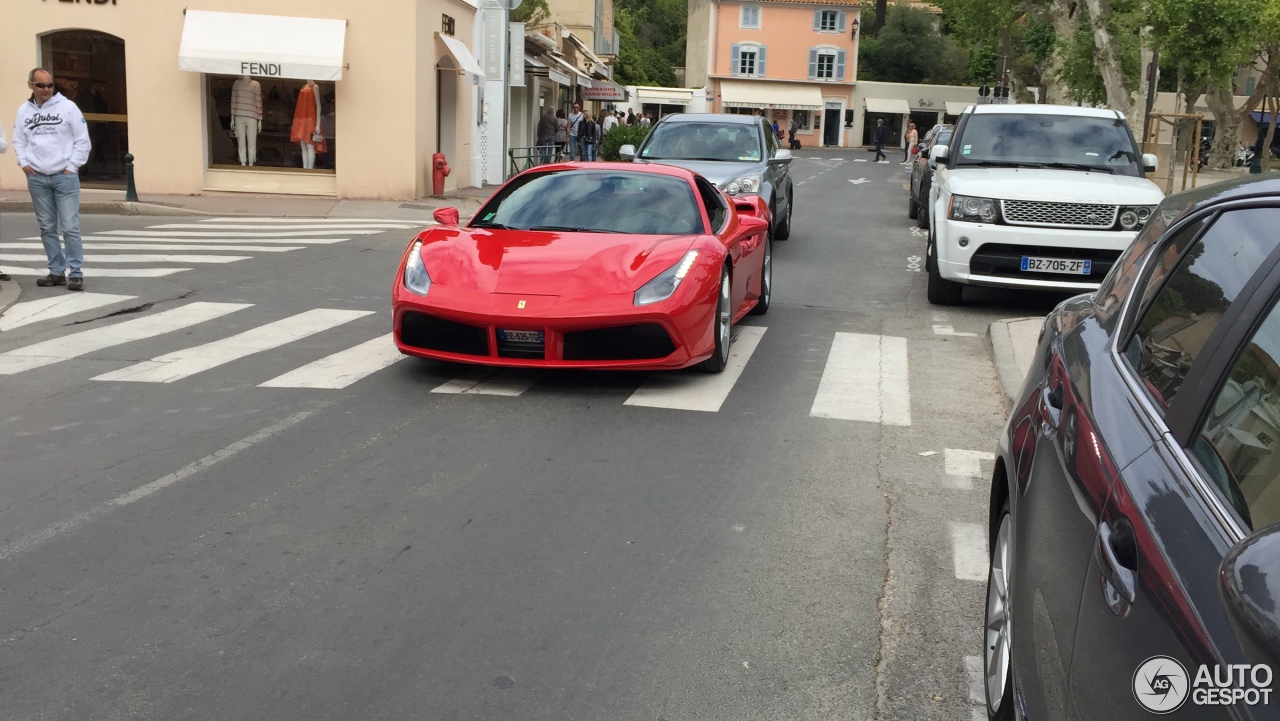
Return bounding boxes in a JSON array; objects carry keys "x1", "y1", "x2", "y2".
[{"x1": 230, "y1": 75, "x2": 263, "y2": 166}]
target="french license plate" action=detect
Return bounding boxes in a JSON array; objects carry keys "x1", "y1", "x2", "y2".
[
  {"x1": 1020, "y1": 256, "x2": 1091, "y2": 275},
  {"x1": 498, "y1": 329, "x2": 544, "y2": 343}
]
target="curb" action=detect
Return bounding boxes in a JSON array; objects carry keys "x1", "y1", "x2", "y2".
[
  {"x1": 1, "y1": 200, "x2": 210, "y2": 216},
  {"x1": 986, "y1": 317, "x2": 1041, "y2": 414},
  {"x1": 0, "y1": 278, "x2": 22, "y2": 318}
]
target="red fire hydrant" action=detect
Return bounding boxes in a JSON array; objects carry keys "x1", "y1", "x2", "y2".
[{"x1": 432, "y1": 153, "x2": 450, "y2": 196}]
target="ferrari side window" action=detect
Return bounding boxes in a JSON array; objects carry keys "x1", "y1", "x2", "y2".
[
  {"x1": 1126, "y1": 208, "x2": 1280, "y2": 412},
  {"x1": 696, "y1": 178, "x2": 728, "y2": 232}
]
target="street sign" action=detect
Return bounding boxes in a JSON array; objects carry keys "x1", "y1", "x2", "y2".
[{"x1": 978, "y1": 85, "x2": 990, "y2": 97}]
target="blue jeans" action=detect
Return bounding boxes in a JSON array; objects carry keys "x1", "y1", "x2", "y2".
[
  {"x1": 568, "y1": 134, "x2": 579, "y2": 160},
  {"x1": 583, "y1": 141, "x2": 596, "y2": 161},
  {"x1": 28, "y1": 173, "x2": 84, "y2": 279}
]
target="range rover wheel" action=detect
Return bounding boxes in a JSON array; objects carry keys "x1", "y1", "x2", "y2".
[{"x1": 926, "y1": 233, "x2": 963, "y2": 305}]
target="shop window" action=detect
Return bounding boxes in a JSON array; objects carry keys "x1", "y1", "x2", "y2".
[
  {"x1": 41, "y1": 30, "x2": 128, "y2": 188},
  {"x1": 792, "y1": 111, "x2": 811, "y2": 130},
  {"x1": 206, "y1": 76, "x2": 336, "y2": 172}
]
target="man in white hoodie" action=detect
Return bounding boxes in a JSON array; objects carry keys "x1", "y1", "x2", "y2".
[
  {"x1": 0, "y1": 118, "x2": 8, "y2": 282},
  {"x1": 13, "y1": 68, "x2": 91, "y2": 291}
]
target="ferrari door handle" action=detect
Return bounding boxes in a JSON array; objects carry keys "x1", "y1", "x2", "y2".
[
  {"x1": 1041, "y1": 384, "x2": 1063, "y2": 434},
  {"x1": 1099, "y1": 520, "x2": 1137, "y2": 607}
]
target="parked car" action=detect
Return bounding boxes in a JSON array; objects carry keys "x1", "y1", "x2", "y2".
[
  {"x1": 983, "y1": 174, "x2": 1280, "y2": 721},
  {"x1": 926, "y1": 104, "x2": 1164, "y2": 304},
  {"x1": 907, "y1": 123, "x2": 953, "y2": 229},
  {"x1": 620, "y1": 112, "x2": 795, "y2": 240}
]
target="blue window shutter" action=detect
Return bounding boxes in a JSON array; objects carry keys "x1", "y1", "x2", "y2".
[
  {"x1": 731, "y1": 43, "x2": 741, "y2": 74},
  {"x1": 808, "y1": 48, "x2": 819, "y2": 79},
  {"x1": 838, "y1": 11, "x2": 846, "y2": 32},
  {"x1": 757, "y1": 46, "x2": 767, "y2": 76},
  {"x1": 836, "y1": 49, "x2": 846, "y2": 80},
  {"x1": 814, "y1": 10, "x2": 822, "y2": 30}
]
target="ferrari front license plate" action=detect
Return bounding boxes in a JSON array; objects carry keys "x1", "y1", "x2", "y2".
[
  {"x1": 1020, "y1": 256, "x2": 1091, "y2": 275},
  {"x1": 498, "y1": 329, "x2": 544, "y2": 343}
]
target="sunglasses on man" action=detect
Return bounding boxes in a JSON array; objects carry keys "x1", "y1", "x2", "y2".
[{"x1": 32, "y1": 83, "x2": 54, "y2": 89}]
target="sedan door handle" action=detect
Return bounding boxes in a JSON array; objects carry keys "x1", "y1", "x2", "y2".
[
  {"x1": 1041, "y1": 384, "x2": 1063, "y2": 434},
  {"x1": 1098, "y1": 520, "x2": 1137, "y2": 608}
]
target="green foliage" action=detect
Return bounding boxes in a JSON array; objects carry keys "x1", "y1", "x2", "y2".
[
  {"x1": 1146, "y1": 0, "x2": 1264, "y2": 89},
  {"x1": 1024, "y1": 18, "x2": 1055, "y2": 66},
  {"x1": 858, "y1": 3, "x2": 969, "y2": 84},
  {"x1": 511, "y1": 0, "x2": 550, "y2": 28},
  {"x1": 600, "y1": 124, "x2": 651, "y2": 161},
  {"x1": 614, "y1": 0, "x2": 686, "y2": 86},
  {"x1": 966, "y1": 42, "x2": 998, "y2": 85},
  {"x1": 1058, "y1": 23, "x2": 1109, "y2": 106}
]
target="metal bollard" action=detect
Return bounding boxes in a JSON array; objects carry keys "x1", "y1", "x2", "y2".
[{"x1": 124, "y1": 153, "x2": 138, "y2": 202}]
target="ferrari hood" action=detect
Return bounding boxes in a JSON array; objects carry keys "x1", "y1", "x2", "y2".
[{"x1": 417, "y1": 228, "x2": 699, "y2": 298}]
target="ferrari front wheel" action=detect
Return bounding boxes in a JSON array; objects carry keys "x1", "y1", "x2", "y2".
[
  {"x1": 699, "y1": 266, "x2": 732, "y2": 373},
  {"x1": 749, "y1": 235, "x2": 771, "y2": 316}
]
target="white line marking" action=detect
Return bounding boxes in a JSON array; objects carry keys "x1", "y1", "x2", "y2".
[
  {"x1": 0, "y1": 266, "x2": 192, "y2": 278},
  {"x1": 810, "y1": 333, "x2": 911, "y2": 425},
  {"x1": 0, "y1": 253, "x2": 249, "y2": 264},
  {"x1": 0, "y1": 302, "x2": 250, "y2": 375},
  {"x1": 932, "y1": 311, "x2": 949, "y2": 322},
  {"x1": 0, "y1": 292, "x2": 136, "y2": 332},
  {"x1": 92, "y1": 308, "x2": 373, "y2": 383},
  {"x1": 965, "y1": 655, "x2": 985, "y2": 706},
  {"x1": 431, "y1": 367, "x2": 540, "y2": 396},
  {"x1": 624, "y1": 325, "x2": 766, "y2": 412},
  {"x1": 95, "y1": 229, "x2": 382, "y2": 238},
  {"x1": 848, "y1": 178, "x2": 871, "y2": 185},
  {"x1": 797, "y1": 181, "x2": 807, "y2": 186},
  {"x1": 259, "y1": 334, "x2": 405, "y2": 389},
  {"x1": 933, "y1": 324, "x2": 979, "y2": 337},
  {"x1": 950, "y1": 521, "x2": 989, "y2": 581},
  {"x1": 918, "y1": 450, "x2": 938, "y2": 457},
  {"x1": 0, "y1": 411, "x2": 314, "y2": 561},
  {"x1": 150, "y1": 223, "x2": 416, "y2": 231},
  {"x1": 1, "y1": 242, "x2": 304, "y2": 253},
  {"x1": 943, "y1": 449, "x2": 995, "y2": 490},
  {"x1": 199, "y1": 217, "x2": 432, "y2": 224},
  {"x1": 67, "y1": 236, "x2": 348, "y2": 245},
  {"x1": 853, "y1": 158, "x2": 868, "y2": 162}
]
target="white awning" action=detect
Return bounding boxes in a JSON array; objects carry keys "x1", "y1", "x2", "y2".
[
  {"x1": 178, "y1": 10, "x2": 347, "y2": 81},
  {"x1": 864, "y1": 97, "x2": 911, "y2": 115},
  {"x1": 637, "y1": 87, "x2": 693, "y2": 105},
  {"x1": 944, "y1": 101, "x2": 971, "y2": 115},
  {"x1": 544, "y1": 54, "x2": 590, "y2": 85},
  {"x1": 720, "y1": 80, "x2": 823, "y2": 110},
  {"x1": 437, "y1": 33, "x2": 486, "y2": 79}
]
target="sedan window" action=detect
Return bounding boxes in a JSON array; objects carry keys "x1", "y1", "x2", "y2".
[
  {"x1": 1125, "y1": 209, "x2": 1280, "y2": 411},
  {"x1": 1196, "y1": 295, "x2": 1280, "y2": 531},
  {"x1": 640, "y1": 123, "x2": 763, "y2": 162}
]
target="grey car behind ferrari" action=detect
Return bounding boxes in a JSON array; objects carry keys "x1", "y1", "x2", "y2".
[{"x1": 621, "y1": 113, "x2": 796, "y2": 240}]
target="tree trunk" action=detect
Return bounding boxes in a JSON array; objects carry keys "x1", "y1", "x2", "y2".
[
  {"x1": 1204, "y1": 85, "x2": 1240, "y2": 171},
  {"x1": 1081, "y1": 0, "x2": 1133, "y2": 117},
  {"x1": 1264, "y1": 95, "x2": 1279, "y2": 173},
  {"x1": 1042, "y1": 0, "x2": 1079, "y2": 105}
]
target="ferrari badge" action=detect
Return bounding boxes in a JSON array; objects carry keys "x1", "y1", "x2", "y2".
[{"x1": 517, "y1": 300, "x2": 527, "y2": 309}]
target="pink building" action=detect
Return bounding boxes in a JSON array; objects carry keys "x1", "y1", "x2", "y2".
[{"x1": 687, "y1": 0, "x2": 861, "y2": 148}]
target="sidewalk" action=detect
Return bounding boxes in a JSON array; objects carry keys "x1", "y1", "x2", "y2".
[{"x1": 0, "y1": 185, "x2": 493, "y2": 219}]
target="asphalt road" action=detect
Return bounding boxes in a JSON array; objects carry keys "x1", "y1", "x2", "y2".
[{"x1": 0, "y1": 153, "x2": 1070, "y2": 721}]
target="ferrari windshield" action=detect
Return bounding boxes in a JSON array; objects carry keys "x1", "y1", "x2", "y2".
[
  {"x1": 952, "y1": 113, "x2": 1144, "y2": 177},
  {"x1": 638, "y1": 122, "x2": 763, "y2": 162},
  {"x1": 472, "y1": 170, "x2": 705, "y2": 235}
]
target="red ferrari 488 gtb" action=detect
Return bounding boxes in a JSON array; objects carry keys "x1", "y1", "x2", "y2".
[{"x1": 392, "y1": 162, "x2": 772, "y2": 373}]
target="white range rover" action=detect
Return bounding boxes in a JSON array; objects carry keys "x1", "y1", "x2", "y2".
[{"x1": 925, "y1": 103, "x2": 1164, "y2": 304}]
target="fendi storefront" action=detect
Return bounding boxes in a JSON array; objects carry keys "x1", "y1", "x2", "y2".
[{"x1": 2, "y1": 0, "x2": 483, "y2": 199}]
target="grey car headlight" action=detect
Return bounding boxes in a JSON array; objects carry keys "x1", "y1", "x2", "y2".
[
  {"x1": 949, "y1": 194, "x2": 1000, "y2": 223},
  {"x1": 723, "y1": 174, "x2": 763, "y2": 196},
  {"x1": 403, "y1": 241, "x2": 432, "y2": 296},
  {"x1": 635, "y1": 250, "x2": 699, "y2": 306}
]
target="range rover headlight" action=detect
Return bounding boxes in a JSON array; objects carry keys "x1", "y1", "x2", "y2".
[
  {"x1": 403, "y1": 241, "x2": 431, "y2": 296},
  {"x1": 949, "y1": 194, "x2": 1000, "y2": 223},
  {"x1": 1117, "y1": 205, "x2": 1156, "y2": 231}
]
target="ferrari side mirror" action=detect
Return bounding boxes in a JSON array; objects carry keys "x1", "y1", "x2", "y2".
[{"x1": 433, "y1": 207, "x2": 460, "y2": 226}]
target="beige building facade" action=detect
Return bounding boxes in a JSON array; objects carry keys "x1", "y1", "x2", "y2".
[{"x1": 2, "y1": 0, "x2": 484, "y2": 200}]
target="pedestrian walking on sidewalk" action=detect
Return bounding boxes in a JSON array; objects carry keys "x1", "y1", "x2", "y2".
[
  {"x1": 13, "y1": 68, "x2": 91, "y2": 291},
  {"x1": 903, "y1": 122, "x2": 918, "y2": 164},
  {"x1": 0, "y1": 118, "x2": 9, "y2": 281},
  {"x1": 872, "y1": 119, "x2": 888, "y2": 163}
]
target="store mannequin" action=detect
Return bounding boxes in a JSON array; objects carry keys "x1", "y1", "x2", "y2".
[
  {"x1": 230, "y1": 74, "x2": 263, "y2": 166},
  {"x1": 290, "y1": 80, "x2": 326, "y2": 169}
]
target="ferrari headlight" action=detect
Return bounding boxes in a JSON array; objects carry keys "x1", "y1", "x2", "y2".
[
  {"x1": 634, "y1": 250, "x2": 699, "y2": 306},
  {"x1": 722, "y1": 174, "x2": 762, "y2": 196},
  {"x1": 948, "y1": 194, "x2": 1000, "y2": 223},
  {"x1": 1117, "y1": 205, "x2": 1155, "y2": 231},
  {"x1": 403, "y1": 241, "x2": 431, "y2": 296}
]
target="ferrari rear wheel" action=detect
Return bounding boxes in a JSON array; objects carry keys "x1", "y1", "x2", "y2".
[
  {"x1": 699, "y1": 266, "x2": 732, "y2": 373},
  {"x1": 749, "y1": 235, "x2": 771, "y2": 316}
]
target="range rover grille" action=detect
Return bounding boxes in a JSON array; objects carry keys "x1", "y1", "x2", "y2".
[{"x1": 1000, "y1": 200, "x2": 1117, "y2": 229}]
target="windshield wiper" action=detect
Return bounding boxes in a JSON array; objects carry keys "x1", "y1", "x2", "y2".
[
  {"x1": 527, "y1": 225, "x2": 612, "y2": 233},
  {"x1": 471, "y1": 222, "x2": 513, "y2": 229},
  {"x1": 1031, "y1": 162, "x2": 1115, "y2": 174},
  {"x1": 644, "y1": 156, "x2": 728, "y2": 162},
  {"x1": 955, "y1": 160, "x2": 1029, "y2": 169}
]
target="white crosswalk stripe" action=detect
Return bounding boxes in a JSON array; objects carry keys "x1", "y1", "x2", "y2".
[
  {"x1": 810, "y1": 332, "x2": 911, "y2": 425},
  {"x1": 92, "y1": 308, "x2": 373, "y2": 384},
  {"x1": 149, "y1": 223, "x2": 419, "y2": 231},
  {"x1": 94, "y1": 229, "x2": 387, "y2": 237},
  {"x1": 195, "y1": 217, "x2": 428, "y2": 224},
  {"x1": 0, "y1": 253, "x2": 249, "y2": 264},
  {"x1": 943, "y1": 449, "x2": 996, "y2": 490},
  {"x1": 0, "y1": 302, "x2": 250, "y2": 375},
  {"x1": 0, "y1": 292, "x2": 136, "y2": 332},
  {"x1": 950, "y1": 521, "x2": 988, "y2": 582},
  {"x1": 431, "y1": 367, "x2": 540, "y2": 396},
  {"x1": 624, "y1": 326, "x2": 767, "y2": 412},
  {"x1": 0, "y1": 266, "x2": 191, "y2": 278},
  {"x1": 0, "y1": 242, "x2": 304, "y2": 253},
  {"x1": 259, "y1": 334, "x2": 405, "y2": 389},
  {"x1": 73, "y1": 236, "x2": 349, "y2": 244}
]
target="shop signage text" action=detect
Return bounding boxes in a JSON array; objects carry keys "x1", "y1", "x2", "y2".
[
  {"x1": 47, "y1": 0, "x2": 118, "y2": 5},
  {"x1": 241, "y1": 62, "x2": 283, "y2": 77},
  {"x1": 583, "y1": 86, "x2": 625, "y2": 101}
]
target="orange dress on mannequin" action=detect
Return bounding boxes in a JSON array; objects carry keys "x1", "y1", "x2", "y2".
[{"x1": 290, "y1": 83, "x2": 328, "y2": 153}]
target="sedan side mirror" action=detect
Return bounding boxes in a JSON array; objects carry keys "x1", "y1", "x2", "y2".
[
  {"x1": 920, "y1": 147, "x2": 931, "y2": 159},
  {"x1": 1220, "y1": 521, "x2": 1280, "y2": 670},
  {"x1": 770, "y1": 148, "x2": 794, "y2": 165},
  {"x1": 1142, "y1": 153, "x2": 1159, "y2": 173},
  {"x1": 432, "y1": 207, "x2": 460, "y2": 226},
  {"x1": 932, "y1": 144, "x2": 950, "y2": 167},
  {"x1": 619, "y1": 144, "x2": 636, "y2": 161}
]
